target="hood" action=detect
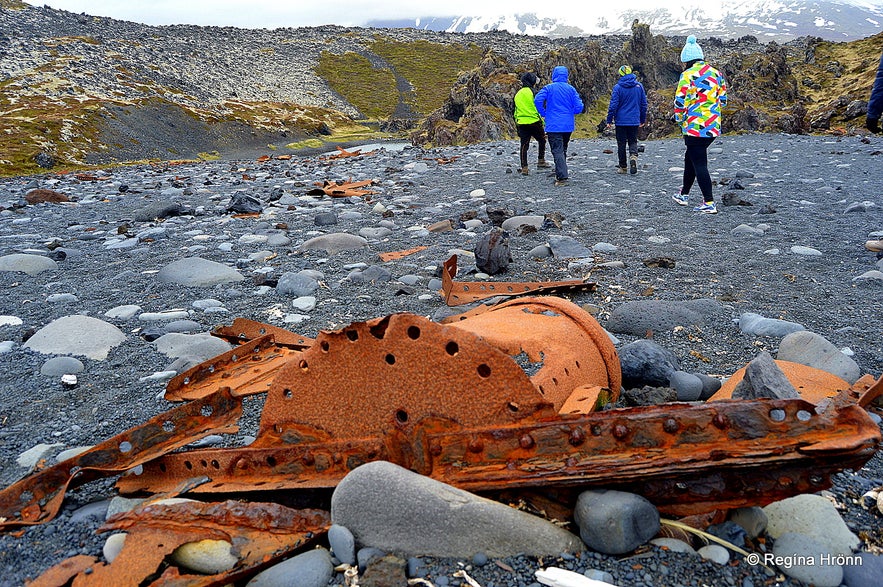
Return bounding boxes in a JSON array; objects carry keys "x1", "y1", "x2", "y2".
[
  {"x1": 551, "y1": 66, "x2": 569, "y2": 83},
  {"x1": 617, "y1": 73, "x2": 638, "y2": 88}
]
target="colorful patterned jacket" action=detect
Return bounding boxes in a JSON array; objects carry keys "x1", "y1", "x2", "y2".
[{"x1": 674, "y1": 62, "x2": 728, "y2": 137}]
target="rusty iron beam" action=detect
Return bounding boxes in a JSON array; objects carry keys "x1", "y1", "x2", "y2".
[
  {"x1": 441, "y1": 255, "x2": 596, "y2": 305},
  {"x1": 117, "y1": 395, "x2": 880, "y2": 516},
  {"x1": 0, "y1": 389, "x2": 241, "y2": 531}
]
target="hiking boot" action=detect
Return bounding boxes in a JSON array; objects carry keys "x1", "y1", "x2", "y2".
[
  {"x1": 554, "y1": 178, "x2": 569, "y2": 186},
  {"x1": 520, "y1": 166, "x2": 530, "y2": 176},
  {"x1": 672, "y1": 193, "x2": 689, "y2": 206},
  {"x1": 694, "y1": 201, "x2": 718, "y2": 214},
  {"x1": 629, "y1": 154, "x2": 638, "y2": 174},
  {"x1": 537, "y1": 160, "x2": 552, "y2": 168},
  {"x1": 616, "y1": 166, "x2": 627, "y2": 174}
]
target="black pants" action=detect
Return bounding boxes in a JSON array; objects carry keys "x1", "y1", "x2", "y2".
[
  {"x1": 517, "y1": 122, "x2": 546, "y2": 168},
  {"x1": 615, "y1": 125, "x2": 639, "y2": 168},
  {"x1": 681, "y1": 135, "x2": 716, "y2": 201}
]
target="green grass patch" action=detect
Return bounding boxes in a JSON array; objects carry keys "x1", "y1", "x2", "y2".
[
  {"x1": 369, "y1": 37, "x2": 485, "y2": 115},
  {"x1": 315, "y1": 52, "x2": 398, "y2": 119}
]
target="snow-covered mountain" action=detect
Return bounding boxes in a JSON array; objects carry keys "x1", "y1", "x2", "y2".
[{"x1": 367, "y1": 1, "x2": 883, "y2": 41}]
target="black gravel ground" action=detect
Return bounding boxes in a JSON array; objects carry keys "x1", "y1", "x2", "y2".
[{"x1": 0, "y1": 133, "x2": 881, "y2": 586}]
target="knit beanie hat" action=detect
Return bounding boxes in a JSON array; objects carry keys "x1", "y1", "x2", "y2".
[
  {"x1": 618, "y1": 65, "x2": 632, "y2": 76},
  {"x1": 680, "y1": 35, "x2": 704, "y2": 62},
  {"x1": 521, "y1": 72, "x2": 537, "y2": 87}
]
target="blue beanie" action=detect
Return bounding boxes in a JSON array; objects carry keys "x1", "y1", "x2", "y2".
[{"x1": 680, "y1": 35, "x2": 704, "y2": 62}]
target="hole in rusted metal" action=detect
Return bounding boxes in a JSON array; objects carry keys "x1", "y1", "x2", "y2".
[
  {"x1": 346, "y1": 330, "x2": 359, "y2": 342},
  {"x1": 267, "y1": 456, "x2": 277, "y2": 467},
  {"x1": 163, "y1": 420, "x2": 174, "y2": 433},
  {"x1": 184, "y1": 461, "x2": 193, "y2": 470},
  {"x1": 395, "y1": 410, "x2": 408, "y2": 424},
  {"x1": 320, "y1": 341, "x2": 330, "y2": 352},
  {"x1": 407, "y1": 326, "x2": 421, "y2": 339},
  {"x1": 507, "y1": 402, "x2": 519, "y2": 413},
  {"x1": 299, "y1": 359, "x2": 308, "y2": 372},
  {"x1": 797, "y1": 410, "x2": 812, "y2": 421},
  {"x1": 446, "y1": 341, "x2": 459, "y2": 356},
  {"x1": 369, "y1": 316, "x2": 390, "y2": 339},
  {"x1": 119, "y1": 441, "x2": 133, "y2": 453},
  {"x1": 385, "y1": 354, "x2": 396, "y2": 365},
  {"x1": 770, "y1": 409, "x2": 786, "y2": 422},
  {"x1": 201, "y1": 405, "x2": 213, "y2": 417},
  {"x1": 477, "y1": 364, "x2": 491, "y2": 378},
  {"x1": 283, "y1": 389, "x2": 293, "y2": 399}
]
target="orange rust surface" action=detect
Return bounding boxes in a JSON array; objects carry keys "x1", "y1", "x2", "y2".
[
  {"x1": 709, "y1": 360, "x2": 851, "y2": 404},
  {"x1": 447, "y1": 296, "x2": 620, "y2": 409},
  {"x1": 257, "y1": 312, "x2": 556, "y2": 441},
  {"x1": 440, "y1": 255, "x2": 596, "y2": 305}
]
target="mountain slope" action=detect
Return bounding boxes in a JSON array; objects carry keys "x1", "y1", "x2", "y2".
[{"x1": 369, "y1": 1, "x2": 883, "y2": 41}]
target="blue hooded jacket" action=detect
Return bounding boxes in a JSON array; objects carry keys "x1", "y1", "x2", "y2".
[
  {"x1": 606, "y1": 73, "x2": 647, "y2": 126},
  {"x1": 534, "y1": 66, "x2": 584, "y2": 132}
]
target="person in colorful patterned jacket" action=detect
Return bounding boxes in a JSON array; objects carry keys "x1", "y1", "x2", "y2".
[
  {"x1": 866, "y1": 49, "x2": 883, "y2": 133},
  {"x1": 513, "y1": 72, "x2": 551, "y2": 175},
  {"x1": 671, "y1": 35, "x2": 728, "y2": 214}
]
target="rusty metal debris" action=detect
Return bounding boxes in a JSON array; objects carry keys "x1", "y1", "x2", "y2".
[
  {"x1": 441, "y1": 254, "x2": 597, "y2": 305},
  {"x1": 30, "y1": 501, "x2": 329, "y2": 587},
  {"x1": 307, "y1": 178, "x2": 378, "y2": 198},
  {"x1": 320, "y1": 146, "x2": 378, "y2": 160},
  {"x1": 0, "y1": 389, "x2": 241, "y2": 531},
  {"x1": 1, "y1": 297, "x2": 881, "y2": 570},
  {"x1": 378, "y1": 246, "x2": 428, "y2": 262}
]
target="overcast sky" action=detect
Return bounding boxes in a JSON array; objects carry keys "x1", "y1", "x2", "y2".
[{"x1": 24, "y1": 1, "x2": 673, "y2": 28}]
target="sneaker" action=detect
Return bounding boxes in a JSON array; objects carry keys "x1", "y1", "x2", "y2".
[
  {"x1": 629, "y1": 154, "x2": 638, "y2": 174},
  {"x1": 672, "y1": 193, "x2": 689, "y2": 206},
  {"x1": 554, "y1": 178, "x2": 569, "y2": 186},
  {"x1": 616, "y1": 166, "x2": 627, "y2": 174},
  {"x1": 694, "y1": 201, "x2": 718, "y2": 214},
  {"x1": 520, "y1": 166, "x2": 529, "y2": 176},
  {"x1": 537, "y1": 160, "x2": 552, "y2": 168}
]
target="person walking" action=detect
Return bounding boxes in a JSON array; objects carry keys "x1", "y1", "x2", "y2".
[
  {"x1": 605, "y1": 65, "x2": 647, "y2": 175},
  {"x1": 671, "y1": 35, "x2": 728, "y2": 214},
  {"x1": 513, "y1": 72, "x2": 551, "y2": 175},
  {"x1": 534, "y1": 66, "x2": 584, "y2": 186},
  {"x1": 866, "y1": 49, "x2": 883, "y2": 133}
]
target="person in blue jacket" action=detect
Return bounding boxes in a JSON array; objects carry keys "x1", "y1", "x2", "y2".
[
  {"x1": 605, "y1": 65, "x2": 647, "y2": 174},
  {"x1": 534, "y1": 66, "x2": 584, "y2": 186},
  {"x1": 867, "y1": 49, "x2": 883, "y2": 133}
]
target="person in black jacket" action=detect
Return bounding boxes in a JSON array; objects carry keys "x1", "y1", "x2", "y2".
[{"x1": 867, "y1": 50, "x2": 883, "y2": 133}]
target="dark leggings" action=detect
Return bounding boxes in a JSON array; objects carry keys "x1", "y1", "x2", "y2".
[
  {"x1": 615, "y1": 125, "x2": 639, "y2": 168},
  {"x1": 517, "y1": 121, "x2": 546, "y2": 168},
  {"x1": 681, "y1": 135, "x2": 716, "y2": 202}
]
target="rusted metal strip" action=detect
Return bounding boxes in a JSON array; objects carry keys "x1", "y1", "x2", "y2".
[
  {"x1": 210, "y1": 317, "x2": 313, "y2": 347},
  {"x1": 0, "y1": 389, "x2": 241, "y2": 531},
  {"x1": 378, "y1": 246, "x2": 428, "y2": 262},
  {"x1": 165, "y1": 334, "x2": 305, "y2": 402},
  {"x1": 441, "y1": 255, "x2": 596, "y2": 305},
  {"x1": 31, "y1": 501, "x2": 329, "y2": 587}
]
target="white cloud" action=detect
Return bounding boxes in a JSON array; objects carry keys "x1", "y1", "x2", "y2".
[{"x1": 24, "y1": 1, "x2": 680, "y2": 28}]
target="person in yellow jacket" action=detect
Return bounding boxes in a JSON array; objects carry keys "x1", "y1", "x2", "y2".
[{"x1": 513, "y1": 72, "x2": 550, "y2": 176}]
